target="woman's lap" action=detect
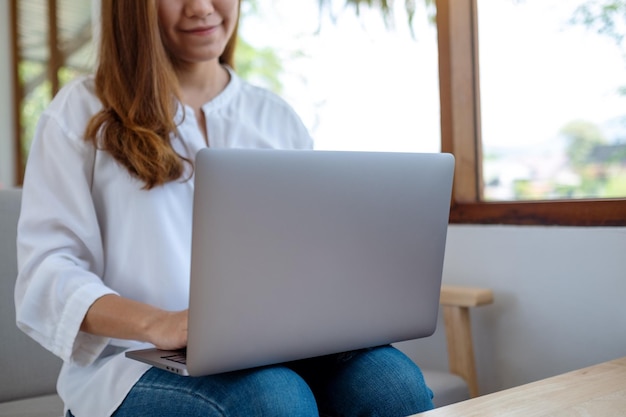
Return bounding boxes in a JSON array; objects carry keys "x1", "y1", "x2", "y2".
[
  {"x1": 111, "y1": 364, "x2": 317, "y2": 417},
  {"x1": 108, "y1": 345, "x2": 434, "y2": 417},
  {"x1": 289, "y1": 345, "x2": 434, "y2": 416}
]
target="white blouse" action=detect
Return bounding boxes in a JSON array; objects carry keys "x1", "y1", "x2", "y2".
[{"x1": 15, "y1": 67, "x2": 313, "y2": 417}]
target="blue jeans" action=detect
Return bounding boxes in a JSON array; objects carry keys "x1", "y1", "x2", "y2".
[{"x1": 71, "y1": 345, "x2": 434, "y2": 416}]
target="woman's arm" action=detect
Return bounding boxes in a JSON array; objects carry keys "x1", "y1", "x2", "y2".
[{"x1": 81, "y1": 294, "x2": 188, "y2": 350}]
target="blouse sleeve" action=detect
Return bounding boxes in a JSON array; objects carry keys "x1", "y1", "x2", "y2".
[{"x1": 15, "y1": 109, "x2": 117, "y2": 367}]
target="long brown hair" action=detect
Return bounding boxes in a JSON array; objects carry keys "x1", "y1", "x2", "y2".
[{"x1": 85, "y1": 0, "x2": 239, "y2": 189}]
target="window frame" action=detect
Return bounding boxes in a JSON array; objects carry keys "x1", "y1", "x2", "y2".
[
  {"x1": 9, "y1": 0, "x2": 23, "y2": 185},
  {"x1": 10, "y1": 0, "x2": 68, "y2": 185},
  {"x1": 436, "y1": 0, "x2": 626, "y2": 226}
]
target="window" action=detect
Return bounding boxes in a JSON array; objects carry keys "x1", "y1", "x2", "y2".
[
  {"x1": 11, "y1": 0, "x2": 440, "y2": 184},
  {"x1": 437, "y1": 0, "x2": 626, "y2": 225},
  {"x1": 242, "y1": 0, "x2": 440, "y2": 154},
  {"x1": 10, "y1": 0, "x2": 95, "y2": 184},
  {"x1": 10, "y1": 0, "x2": 626, "y2": 225},
  {"x1": 479, "y1": 1, "x2": 626, "y2": 201}
]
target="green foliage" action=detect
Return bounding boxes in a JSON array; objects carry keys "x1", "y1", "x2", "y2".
[
  {"x1": 234, "y1": 36, "x2": 284, "y2": 94},
  {"x1": 560, "y1": 120, "x2": 608, "y2": 169},
  {"x1": 571, "y1": 0, "x2": 626, "y2": 47},
  {"x1": 513, "y1": 179, "x2": 536, "y2": 200},
  {"x1": 571, "y1": 0, "x2": 626, "y2": 95},
  {"x1": 236, "y1": 0, "x2": 284, "y2": 92},
  {"x1": 19, "y1": 62, "x2": 51, "y2": 165},
  {"x1": 556, "y1": 119, "x2": 626, "y2": 198},
  {"x1": 317, "y1": 0, "x2": 436, "y2": 31},
  {"x1": 604, "y1": 171, "x2": 626, "y2": 196}
]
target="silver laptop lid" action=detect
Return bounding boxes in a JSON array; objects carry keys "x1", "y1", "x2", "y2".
[{"x1": 187, "y1": 149, "x2": 454, "y2": 376}]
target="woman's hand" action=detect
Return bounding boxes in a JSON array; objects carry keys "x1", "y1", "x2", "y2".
[
  {"x1": 81, "y1": 294, "x2": 188, "y2": 349},
  {"x1": 148, "y1": 309, "x2": 188, "y2": 350}
]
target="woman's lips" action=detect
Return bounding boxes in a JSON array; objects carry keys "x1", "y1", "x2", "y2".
[{"x1": 183, "y1": 25, "x2": 218, "y2": 35}]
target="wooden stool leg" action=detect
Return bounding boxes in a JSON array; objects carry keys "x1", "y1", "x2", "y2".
[{"x1": 443, "y1": 305, "x2": 479, "y2": 397}]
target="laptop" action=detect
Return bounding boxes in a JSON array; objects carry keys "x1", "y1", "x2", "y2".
[{"x1": 126, "y1": 148, "x2": 455, "y2": 376}]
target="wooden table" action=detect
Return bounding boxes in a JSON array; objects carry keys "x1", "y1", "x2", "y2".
[{"x1": 412, "y1": 356, "x2": 626, "y2": 417}]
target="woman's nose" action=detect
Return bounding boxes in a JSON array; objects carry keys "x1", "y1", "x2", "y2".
[{"x1": 184, "y1": 0, "x2": 215, "y2": 18}]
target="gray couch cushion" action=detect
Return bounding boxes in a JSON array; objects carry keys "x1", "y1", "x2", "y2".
[
  {"x1": 0, "y1": 189, "x2": 62, "y2": 405},
  {"x1": 422, "y1": 369, "x2": 470, "y2": 408},
  {"x1": 0, "y1": 394, "x2": 63, "y2": 417}
]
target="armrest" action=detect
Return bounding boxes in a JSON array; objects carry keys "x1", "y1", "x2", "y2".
[
  {"x1": 440, "y1": 285, "x2": 494, "y2": 307},
  {"x1": 439, "y1": 285, "x2": 494, "y2": 398}
]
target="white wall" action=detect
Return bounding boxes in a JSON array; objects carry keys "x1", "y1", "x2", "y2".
[
  {"x1": 398, "y1": 224, "x2": 626, "y2": 395},
  {"x1": 0, "y1": 0, "x2": 15, "y2": 188}
]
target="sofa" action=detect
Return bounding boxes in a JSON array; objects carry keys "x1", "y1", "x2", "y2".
[
  {"x1": 0, "y1": 188, "x2": 492, "y2": 415},
  {"x1": 0, "y1": 188, "x2": 64, "y2": 417}
]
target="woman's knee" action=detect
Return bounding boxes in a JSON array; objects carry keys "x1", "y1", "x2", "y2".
[
  {"x1": 234, "y1": 366, "x2": 319, "y2": 416},
  {"x1": 359, "y1": 346, "x2": 434, "y2": 412},
  {"x1": 321, "y1": 346, "x2": 434, "y2": 415}
]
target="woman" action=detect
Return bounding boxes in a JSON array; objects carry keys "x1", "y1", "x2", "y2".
[{"x1": 15, "y1": 0, "x2": 434, "y2": 416}]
